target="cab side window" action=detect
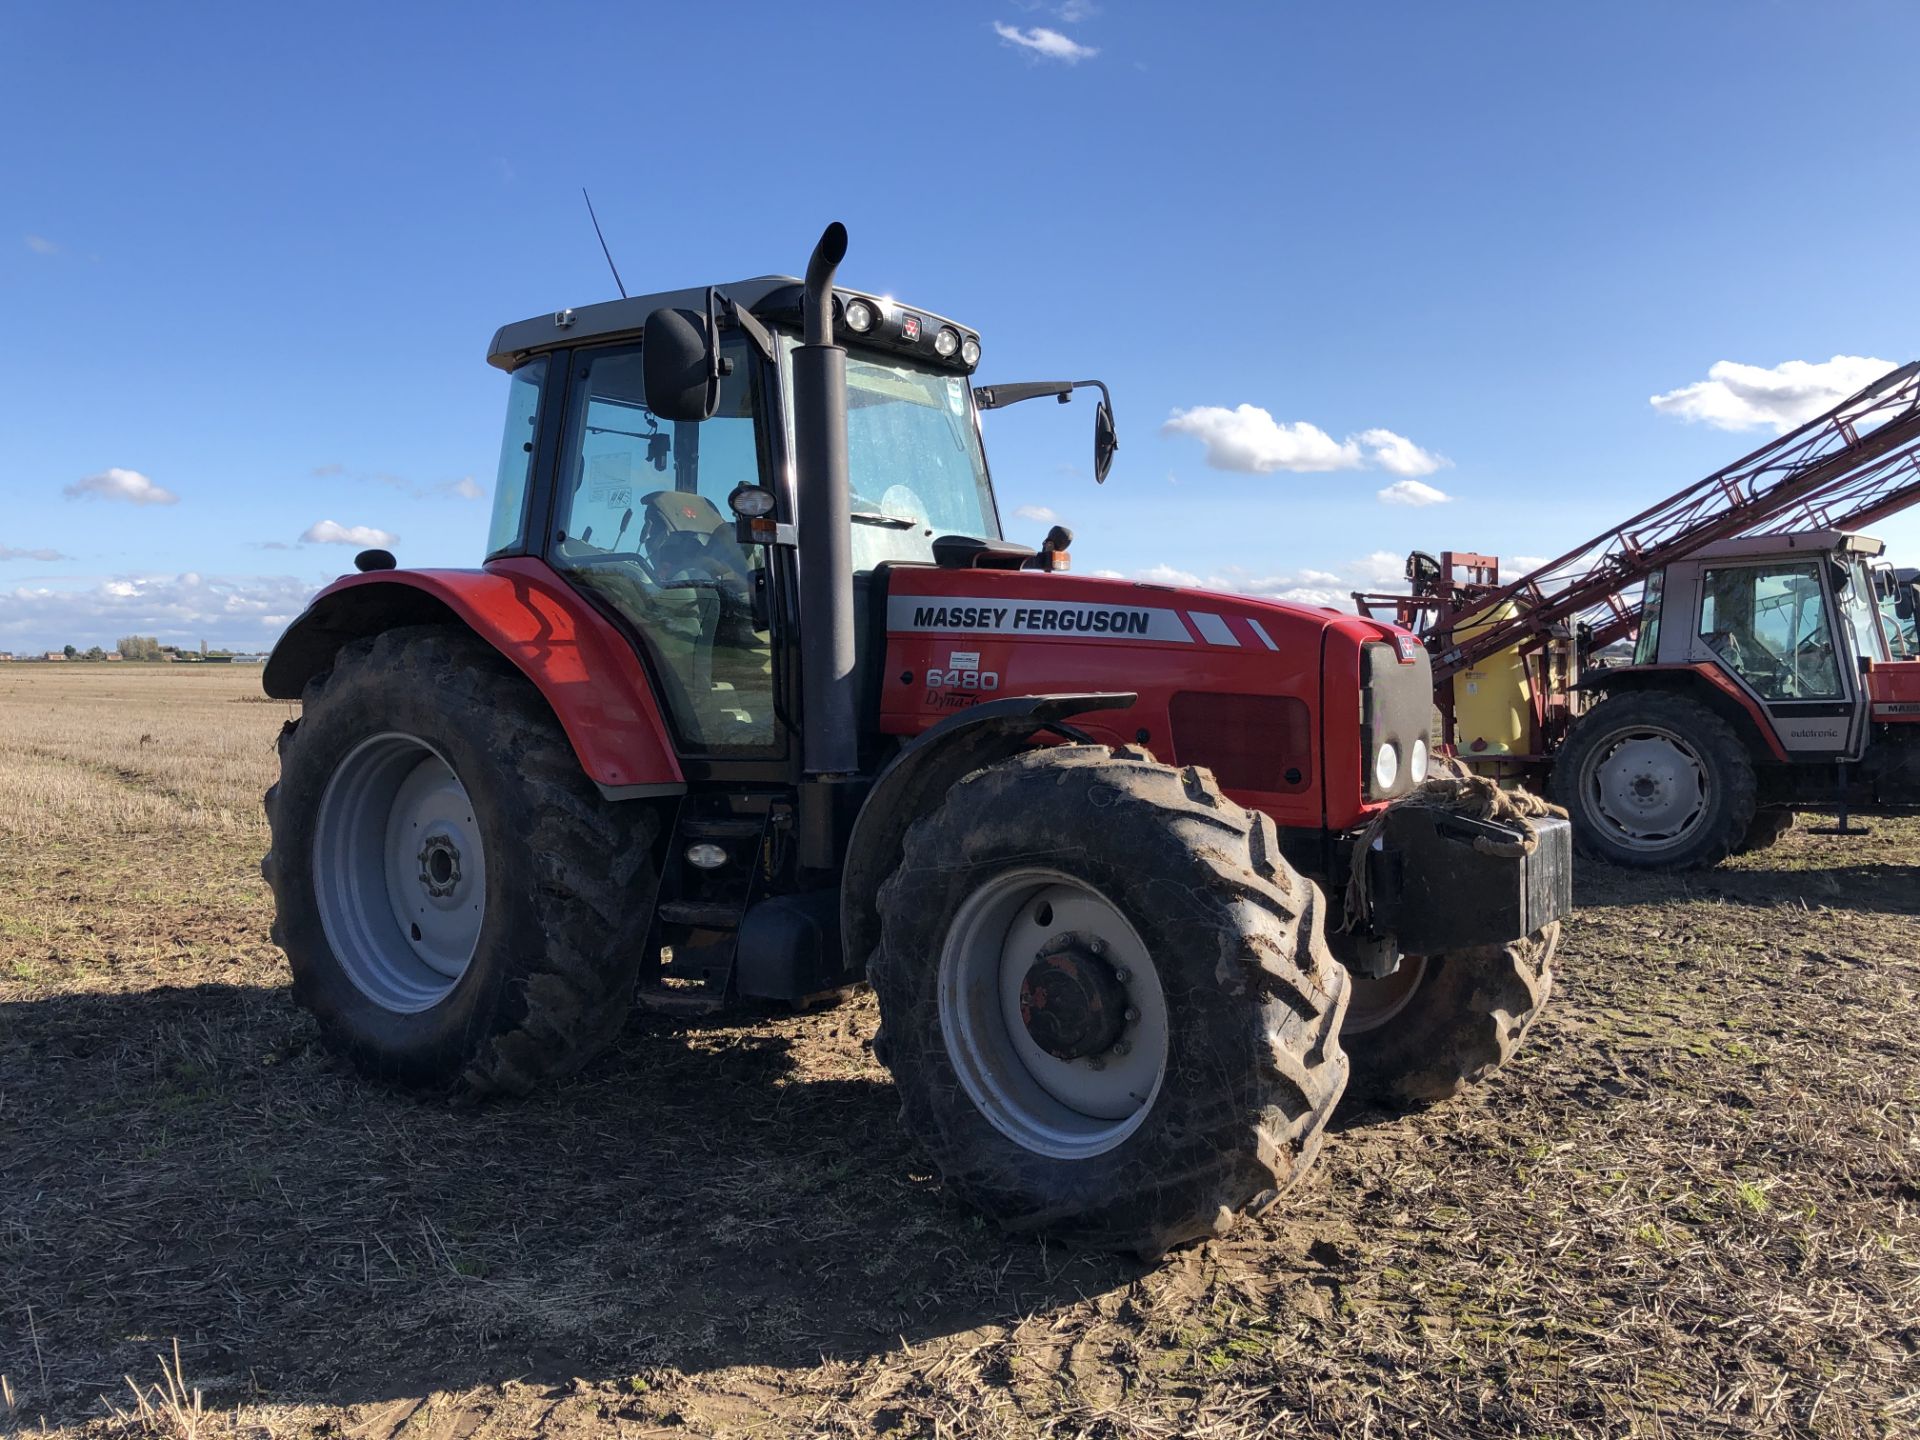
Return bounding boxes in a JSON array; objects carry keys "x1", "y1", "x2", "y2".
[
  {"x1": 1698, "y1": 563, "x2": 1841, "y2": 701},
  {"x1": 550, "y1": 339, "x2": 776, "y2": 753},
  {"x1": 486, "y1": 357, "x2": 547, "y2": 557}
]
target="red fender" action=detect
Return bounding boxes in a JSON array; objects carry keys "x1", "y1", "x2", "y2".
[
  {"x1": 264, "y1": 556, "x2": 684, "y2": 793},
  {"x1": 1591, "y1": 662, "x2": 1790, "y2": 762}
]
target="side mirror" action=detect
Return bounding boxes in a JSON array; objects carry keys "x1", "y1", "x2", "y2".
[
  {"x1": 643, "y1": 307, "x2": 720, "y2": 422},
  {"x1": 1094, "y1": 400, "x2": 1117, "y2": 484}
]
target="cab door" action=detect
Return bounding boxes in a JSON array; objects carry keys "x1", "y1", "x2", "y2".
[
  {"x1": 1685, "y1": 559, "x2": 1869, "y2": 759},
  {"x1": 544, "y1": 337, "x2": 785, "y2": 760}
]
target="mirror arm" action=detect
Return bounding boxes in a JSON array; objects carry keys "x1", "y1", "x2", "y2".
[{"x1": 716, "y1": 289, "x2": 776, "y2": 363}]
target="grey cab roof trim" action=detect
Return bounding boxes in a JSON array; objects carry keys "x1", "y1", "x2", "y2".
[
  {"x1": 1683, "y1": 530, "x2": 1885, "y2": 563},
  {"x1": 486, "y1": 275, "x2": 977, "y2": 372}
]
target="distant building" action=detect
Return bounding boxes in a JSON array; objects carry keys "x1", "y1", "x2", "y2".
[
  {"x1": 103, "y1": 651, "x2": 124, "y2": 661},
  {"x1": 0, "y1": 652, "x2": 12, "y2": 662},
  {"x1": 44, "y1": 651, "x2": 67, "y2": 662}
]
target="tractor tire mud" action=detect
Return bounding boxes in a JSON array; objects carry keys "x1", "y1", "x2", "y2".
[
  {"x1": 868, "y1": 745, "x2": 1350, "y2": 1257},
  {"x1": 262, "y1": 625, "x2": 662, "y2": 1096},
  {"x1": 1551, "y1": 689, "x2": 1757, "y2": 870},
  {"x1": 1340, "y1": 924, "x2": 1558, "y2": 1108},
  {"x1": 1734, "y1": 808, "x2": 1795, "y2": 855}
]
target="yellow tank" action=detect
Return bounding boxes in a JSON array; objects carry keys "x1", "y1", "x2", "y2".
[{"x1": 1452, "y1": 599, "x2": 1533, "y2": 754}]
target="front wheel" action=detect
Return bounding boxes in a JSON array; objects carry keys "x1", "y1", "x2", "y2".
[
  {"x1": 868, "y1": 746, "x2": 1350, "y2": 1256},
  {"x1": 1551, "y1": 690, "x2": 1757, "y2": 870},
  {"x1": 1340, "y1": 925, "x2": 1558, "y2": 1107}
]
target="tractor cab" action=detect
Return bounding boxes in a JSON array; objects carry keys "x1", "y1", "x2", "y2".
[{"x1": 1634, "y1": 531, "x2": 1887, "y2": 759}]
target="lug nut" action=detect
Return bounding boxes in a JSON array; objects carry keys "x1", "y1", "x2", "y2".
[
  {"x1": 1111, "y1": 1039, "x2": 1131, "y2": 1056},
  {"x1": 1089, "y1": 938, "x2": 1105, "y2": 956},
  {"x1": 1124, "y1": 1006, "x2": 1140, "y2": 1024},
  {"x1": 1114, "y1": 967, "x2": 1132, "y2": 983}
]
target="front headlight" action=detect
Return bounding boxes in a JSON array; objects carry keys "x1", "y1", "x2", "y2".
[
  {"x1": 1374, "y1": 742, "x2": 1399, "y2": 792},
  {"x1": 1409, "y1": 737, "x2": 1429, "y2": 785}
]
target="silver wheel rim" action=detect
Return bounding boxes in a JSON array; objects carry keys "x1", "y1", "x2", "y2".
[
  {"x1": 937, "y1": 868, "x2": 1169, "y2": 1161},
  {"x1": 1580, "y1": 724, "x2": 1709, "y2": 853},
  {"x1": 312, "y1": 732, "x2": 487, "y2": 1014},
  {"x1": 1343, "y1": 953, "x2": 1429, "y2": 1035}
]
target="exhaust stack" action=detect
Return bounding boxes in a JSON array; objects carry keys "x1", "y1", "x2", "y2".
[{"x1": 793, "y1": 222, "x2": 858, "y2": 777}]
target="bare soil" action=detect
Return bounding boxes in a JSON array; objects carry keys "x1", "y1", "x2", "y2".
[{"x1": 1, "y1": 667, "x2": 1916, "y2": 1438}]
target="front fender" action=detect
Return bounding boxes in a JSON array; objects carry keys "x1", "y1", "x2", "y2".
[
  {"x1": 264, "y1": 557, "x2": 684, "y2": 795},
  {"x1": 838, "y1": 693, "x2": 1134, "y2": 974}
]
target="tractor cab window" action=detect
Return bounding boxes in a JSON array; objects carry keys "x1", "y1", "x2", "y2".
[
  {"x1": 487, "y1": 357, "x2": 547, "y2": 557},
  {"x1": 551, "y1": 339, "x2": 776, "y2": 753},
  {"x1": 781, "y1": 337, "x2": 999, "y2": 572},
  {"x1": 1697, "y1": 562, "x2": 1842, "y2": 701},
  {"x1": 1633, "y1": 570, "x2": 1663, "y2": 665},
  {"x1": 1838, "y1": 558, "x2": 1891, "y2": 664}
]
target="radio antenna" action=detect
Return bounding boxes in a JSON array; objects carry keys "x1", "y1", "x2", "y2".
[{"x1": 581, "y1": 188, "x2": 627, "y2": 299}]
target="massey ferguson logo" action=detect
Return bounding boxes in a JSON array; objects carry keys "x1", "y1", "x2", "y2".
[{"x1": 887, "y1": 596, "x2": 1193, "y2": 643}]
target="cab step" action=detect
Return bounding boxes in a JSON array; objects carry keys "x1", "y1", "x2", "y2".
[
  {"x1": 680, "y1": 816, "x2": 766, "y2": 840},
  {"x1": 656, "y1": 898, "x2": 741, "y2": 930}
]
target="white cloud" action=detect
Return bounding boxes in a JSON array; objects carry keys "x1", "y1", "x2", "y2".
[
  {"x1": 0, "y1": 545, "x2": 72, "y2": 562},
  {"x1": 1164, "y1": 406, "x2": 1450, "y2": 481},
  {"x1": 1057, "y1": 0, "x2": 1099, "y2": 18},
  {"x1": 1013, "y1": 504, "x2": 1060, "y2": 524},
  {"x1": 1377, "y1": 478, "x2": 1452, "y2": 507},
  {"x1": 24, "y1": 234, "x2": 60, "y2": 256},
  {"x1": 64, "y1": 467, "x2": 179, "y2": 506},
  {"x1": 1296, "y1": 568, "x2": 1344, "y2": 586},
  {"x1": 1137, "y1": 563, "x2": 1201, "y2": 588},
  {"x1": 1357, "y1": 550, "x2": 1407, "y2": 586},
  {"x1": 1508, "y1": 555, "x2": 1549, "y2": 574},
  {"x1": 445, "y1": 476, "x2": 485, "y2": 501},
  {"x1": 301, "y1": 520, "x2": 398, "y2": 547},
  {"x1": 0, "y1": 572, "x2": 322, "y2": 650},
  {"x1": 1162, "y1": 405, "x2": 1362, "y2": 473},
  {"x1": 993, "y1": 21, "x2": 1097, "y2": 62},
  {"x1": 1650, "y1": 355, "x2": 1897, "y2": 434},
  {"x1": 1358, "y1": 428, "x2": 1448, "y2": 477}
]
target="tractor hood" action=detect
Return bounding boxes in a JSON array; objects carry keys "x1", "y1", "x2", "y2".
[{"x1": 877, "y1": 568, "x2": 1429, "y2": 832}]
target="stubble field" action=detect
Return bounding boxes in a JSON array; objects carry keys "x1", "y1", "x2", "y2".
[{"x1": 1, "y1": 664, "x2": 1915, "y2": 1439}]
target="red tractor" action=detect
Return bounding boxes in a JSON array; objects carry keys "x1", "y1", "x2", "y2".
[{"x1": 262, "y1": 224, "x2": 1569, "y2": 1254}]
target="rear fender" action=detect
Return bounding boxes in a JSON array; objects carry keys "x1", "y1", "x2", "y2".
[
  {"x1": 839, "y1": 693, "x2": 1135, "y2": 973},
  {"x1": 264, "y1": 558, "x2": 684, "y2": 796},
  {"x1": 1581, "y1": 663, "x2": 1787, "y2": 763}
]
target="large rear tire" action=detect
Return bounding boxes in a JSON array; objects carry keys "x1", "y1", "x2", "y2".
[
  {"x1": 263, "y1": 626, "x2": 662, "y2": 1095},
  {"x1": 1340, "y1": 924, "x2": 1558, "y2": 1107},
  {"x1": 1551, "y1": 690, "x2": 1757, "y2": 870},
  {"x1": 868, "y1": 746, "x2": 1350, "y2": 1256}
]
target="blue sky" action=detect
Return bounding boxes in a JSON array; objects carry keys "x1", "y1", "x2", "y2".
[{"x1": 4, "y1": 1, "x2": 1917, "y2": 650}]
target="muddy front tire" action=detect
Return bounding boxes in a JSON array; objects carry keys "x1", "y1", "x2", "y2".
[
  {"x1": 868, "y1": 746, "x2": 1350, "y2": 1256},
  {"x1": 262, "y1": 626, "x2": 662, "y2": 1095},
  {"x1": 1551, "y1": 690, "x2": 1757, "y2": 870},
  {"x1": 1340, "y1": 924, "x2": 1558, "y2": 1107}
]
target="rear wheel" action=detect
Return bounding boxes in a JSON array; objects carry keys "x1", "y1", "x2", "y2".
[
  {"x1": 868, "y1": 746, "x2": 1350, "y2": 1256},
  {"x1": 1552, "y1": 690, "x2": 1757, "y2": 870},
  {"x1": 1340, "y1": 925, "x2": 1558, "y2": 1107},
  {"x1": 263, "y1": 626, "x2": 662, "y2": 1095}
]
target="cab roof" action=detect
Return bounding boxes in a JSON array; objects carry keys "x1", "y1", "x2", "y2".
[
  {"x1": 1685, "y1": 530, "x2": 1884, "y2": 562},
  {"x1": 486, "y1": 275, "x2": 979, "y2": 373}
]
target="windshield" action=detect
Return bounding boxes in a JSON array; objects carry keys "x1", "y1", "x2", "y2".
[
  {"x1": 782, "y1": 336, "x2": 999, "y2": 571},
  {"x1": 1840, "y1": 558, "x2": 1889, "y2": 663}
]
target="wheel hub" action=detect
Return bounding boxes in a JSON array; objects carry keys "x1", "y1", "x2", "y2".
[
  {"x1": 1019, "y1": 937, "x2": 1129, "y2": 1061},
  {"x1": 417, "y1": 833, "x2": 463, "y2": 897},
  {"x1": 1589, "y1": 729, "x2": 1707, "y2": 845}
]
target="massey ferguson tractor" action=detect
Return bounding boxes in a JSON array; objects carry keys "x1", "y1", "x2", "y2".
[
  {"x1": 1356, "y1": 363, "x2": 1920, "y2": 870},
  {"x1": 261, "y1": 224, "x2": 1570, "y2": 1255}
]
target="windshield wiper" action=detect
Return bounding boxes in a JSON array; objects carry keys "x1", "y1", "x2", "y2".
[{"x1": 851, "y1": 511, "x2": 916, "y2": 529}]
